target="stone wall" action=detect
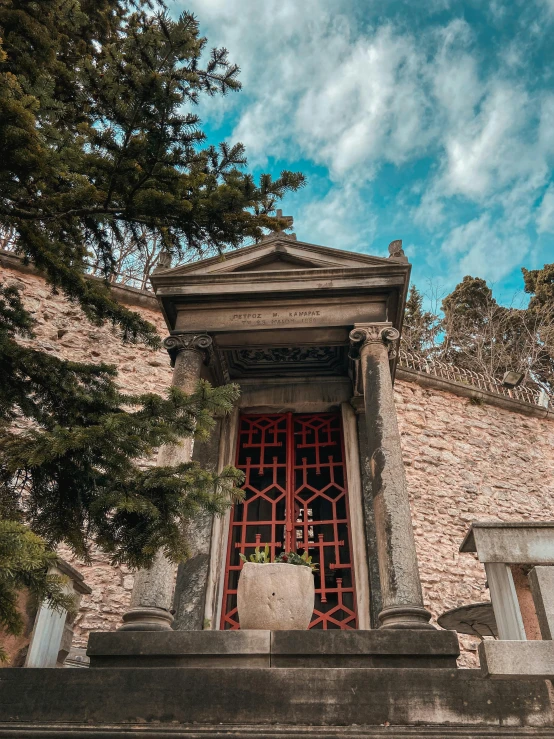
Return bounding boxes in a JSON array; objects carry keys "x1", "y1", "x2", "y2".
[
  {"x1": 395, "y1": 381, "x2": 554, "y2": 665},
  {"x1": 2, "y1": 256, "x2": 554, "y2": 666},
  {"x1": 1, "y1": 259, "x2": 172, "y2": 643}
]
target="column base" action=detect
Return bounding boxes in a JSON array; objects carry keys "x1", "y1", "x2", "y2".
[
  {"x1": 378, "y1": 605, "x2": 435, "y2": 630},
  {"x1": 118, "y1": 607, "x2": 174, "y2": 632}
]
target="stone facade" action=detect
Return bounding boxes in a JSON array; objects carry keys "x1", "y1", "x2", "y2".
[
  {"x1": 395, "y1": 381, "x2": 554, "y2": 664},
  {"x1": 2, "y1": 255, "x2": 554, "y2": 665}
]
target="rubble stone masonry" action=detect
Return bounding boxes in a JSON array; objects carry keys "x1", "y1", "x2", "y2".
[{"x1": 2, "y1": 256, "x2": 553, "y2": 666}]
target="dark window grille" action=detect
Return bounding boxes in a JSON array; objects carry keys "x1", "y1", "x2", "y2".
[{"x1": 221, "y1": 412, "x2": 358, "y2": 630}]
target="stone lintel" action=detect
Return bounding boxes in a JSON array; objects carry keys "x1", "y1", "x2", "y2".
[
  {"x1": 460, "y1": 522, "x2": 554, "y2": 563},
  {"x1": 479, "y1": 640, "x2": 554, "y2": 679}
]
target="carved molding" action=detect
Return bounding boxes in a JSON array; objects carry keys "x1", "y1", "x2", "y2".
[
  {"x1": 238, "y1": 347, "x2": 337, "y2": 364},
  {"x1": 224, "y1": 345, "x2": 347, "y2": 378},
  {"x1": 348, "y1": 323, "x2": 400, "y2": 360},
  {"x1": 214, "y1": 345, "x2": 231, "y2": 385},
  {"x1": 163, "y1": 333, "x2": 214, "y2": 367}
]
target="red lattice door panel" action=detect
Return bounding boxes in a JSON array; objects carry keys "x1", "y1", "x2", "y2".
[{"x1": 220, "y1": 413, "x2": 358, "y2": 630}]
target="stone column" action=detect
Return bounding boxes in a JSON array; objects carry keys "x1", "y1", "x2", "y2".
[
  {"x1": 349, "y1": 323, "x2": 433, "y2": 629},
  {"x1": 172, "y1": 418, "x2": 222, "y2": 631},
  {"x1": 355, "y1": 412, "x2": 383, "y2": 628},
  {"x1": 119, "y1": 333, "x2": 213, "y2": 632}
]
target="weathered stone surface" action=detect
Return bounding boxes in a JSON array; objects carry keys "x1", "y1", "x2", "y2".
[
  {"x1": 461, "y1": 522, "x2": 554, "y2": 564},
  {"x1": 86, "y1": 629, "x2": 459, "y2": 669},
  {"x1": 355, "y1": 325, "x2": 432, "y2": 629},
  {"x1": 173, "y1": 423, "x2": 221, "y2": 631},
  {"x1": 87, "y1": 630, "x2": 271, "y2": 667},
  {"x1": 530, "y1": 566, "x2": 554, "y2": 640},
  {"x1": 479, "y1": 640, "x2": 554, "y2": 679},
  {"x1": 394, "y1": 380, "x2": 554, "y2": 665},
  {"x1": 0, "y1": 666, "x2": 551, "y2": 731},
  {"x1": 120, "y1": 344, "x2": 206, "y2": 631},
  {"x1": 270, "y1": 628, "x2": 459, "y2": 667},
  {"x1": 356, "y1": 414, "x2": 383, "y2": 628},
  {"x1": 237, "y1": 562, "x2": 315, "y2": 630}
]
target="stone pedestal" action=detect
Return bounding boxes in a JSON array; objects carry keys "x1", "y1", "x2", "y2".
[{"x1": 87, "y1": 629, "x2": 460, "y2": 669}]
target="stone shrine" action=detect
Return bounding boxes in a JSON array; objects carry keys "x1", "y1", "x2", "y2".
[
  {"x1": 122, "y1": 230, "x2": 431, "y2": 634},
  {"x1": 1, "y1": 231, "x2": 553, "y2": 737}
]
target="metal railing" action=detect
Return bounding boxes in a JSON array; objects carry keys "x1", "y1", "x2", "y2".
[{"x1": 398, "y1": 350, "x2": 550, "y2": 409}]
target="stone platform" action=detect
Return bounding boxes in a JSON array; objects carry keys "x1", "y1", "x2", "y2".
[
  {"x1": 0, "y1": 665, "x2": 552, "y2": 737},
  {"x1": 0, "y1": 631, "x2": 553, "y2": 737},
  {"x1": 86, "y1": 628, "x2": 460, "y2": 668}
]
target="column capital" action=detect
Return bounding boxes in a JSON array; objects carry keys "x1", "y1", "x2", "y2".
[
  {"x1": 348, "y1": 323, "x2": 400, "y2": 360},
  {"x1": 163, "y1": 333, "x2": 213, "y2": 367}
]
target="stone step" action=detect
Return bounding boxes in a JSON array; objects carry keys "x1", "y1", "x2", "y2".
[
  {"x1": 0, "y1": 666, "x2": 550, "y2": 733},
  {"x1": 86, "y1": 628, "x2": 460, "y2": 668}
]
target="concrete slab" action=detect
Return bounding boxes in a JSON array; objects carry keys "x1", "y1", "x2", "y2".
[
  {"x1": 87, "y1": 629, "x2": 460, "y2": 669},
  {"x1": 479, "y1": 640, "x2": 554, "y2": 679},
  {"x1": 461, "y1": 523, "x2": 554, "y2": 564},
  {"x1": 87, "y1": 629, "x2": 271, "y2": 668},
  {"x1": 270, "y1": 628, "x2": 460, "y2": 667}
]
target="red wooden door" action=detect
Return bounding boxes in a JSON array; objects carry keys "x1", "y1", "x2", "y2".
[{"x1": 221, "y1": 412, "x2": 358, "y2": 629}]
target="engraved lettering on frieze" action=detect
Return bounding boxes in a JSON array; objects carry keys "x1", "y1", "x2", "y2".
[{"x1": 230, "y1": 308, "x2": 321, "y2": 327}]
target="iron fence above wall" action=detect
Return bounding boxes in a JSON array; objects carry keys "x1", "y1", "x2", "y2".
[{"x1": 398, "y1": 350, "x2": 550, "y2": 409}]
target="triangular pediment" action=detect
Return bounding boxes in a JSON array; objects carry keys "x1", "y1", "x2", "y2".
[
  {"x1": 154, "y1": 235, "x2": 397, "y2": 278},
  {"x1": 232, "y1": 251, "x2": 324, "y2": 272}
]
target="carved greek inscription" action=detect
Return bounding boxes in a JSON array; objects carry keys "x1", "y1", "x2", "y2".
[{"x1": 230, "y1": 309, "x2": 322, "y2": 326}]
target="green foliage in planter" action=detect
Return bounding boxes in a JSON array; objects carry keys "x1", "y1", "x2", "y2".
[{"x1": 239, "y1": 545, "x2": 317, "y2": 571}]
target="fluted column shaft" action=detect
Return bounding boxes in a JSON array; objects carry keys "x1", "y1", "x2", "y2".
[
  {"x1": 119, "y1": 333, "x2": 212, "y2": 631},
  {"x1": 349, "y1": 323, "x2": 433, "y2": 629}
]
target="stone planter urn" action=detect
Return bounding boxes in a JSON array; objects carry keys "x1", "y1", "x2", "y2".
[{"x1": 237, "y1": 562, "x2": 315, "y2": 630}]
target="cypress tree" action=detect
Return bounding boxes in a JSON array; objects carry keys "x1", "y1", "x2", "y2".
[{"x1": 401, "y1": 285, "x2": 441, "y2": 356}]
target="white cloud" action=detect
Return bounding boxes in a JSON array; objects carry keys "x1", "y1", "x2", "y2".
[
  {"x1": 293, "y1": 182, "x2": 378, "y2": 253},
  {"x1": 442, "y1": 214, "x2": 531, "y2": 282},
  {"x1": 186, "y1": 3, "x2": 554, "y2": 195},
  {"x1": 537, "y1": 184, "x2": 554, "y2": 233},
  {"x1": 183, "y1": 0, "x2": 437, "y2": 179},
  {"x1": 176, "y1": 0, "x2": 554, "y2": 275}
]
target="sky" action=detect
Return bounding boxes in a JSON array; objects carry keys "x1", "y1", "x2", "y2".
[{"x1": 170, "y1": 0, "x2": 554, "y2": 306}]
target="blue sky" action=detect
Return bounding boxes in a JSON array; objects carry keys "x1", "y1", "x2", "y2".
[{"x1": 170, "y1": 0, "x2": 554, "y2": 306}]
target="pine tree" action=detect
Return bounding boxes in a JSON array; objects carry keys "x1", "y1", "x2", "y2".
[
  {"x1": 0, "y1": 0, "x2": 304, "y2": 650},
  {"x1": 523, "y1": 263, "x2": 554, "y2": 317},
  {"x1": 401, "y1": 285, "x2": 441, "y2": 356},
  {"x1": 441, "y1": 274, "x2": 553, "y2": 391},
  {"x1": 522, "y1": 264, "x2": 554, "y2": 390}
]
